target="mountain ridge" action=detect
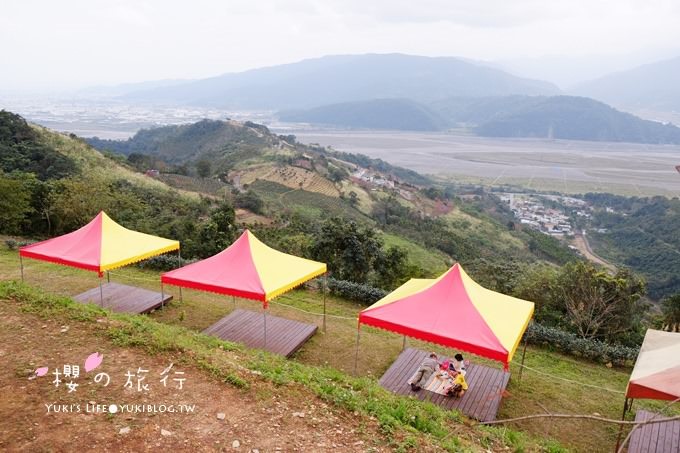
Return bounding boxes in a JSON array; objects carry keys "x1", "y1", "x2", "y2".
[
  {"x1": 275, "y1": 95, "x2": 680, "y2": 144},
  {"x1": 122, "y1": 53, "x2": 560, "y2": 109},
  {"x1": 572, "y1": 55, "x2": 680, "y2": 113}
]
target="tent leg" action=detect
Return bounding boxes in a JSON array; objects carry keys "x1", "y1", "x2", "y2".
[
  {"x1": 518, "y1": 335, "x2": 529, "y2": 382},
  {"x1": 161, "y1": 282, "x2": 165, "y2": 308},
  {"x1": 402, "y1": 335, "x2": 407, "y2": 351},
  {"x1": 615, "y1": 398, "x2": 629, "y2": 451},
  {"x1": 232, "y1": 295, "x2": 236, "y2": 309},
  {"x1": 99, "y1": 276, "x2": 104, "y2": 308},
  {"x1": 353, "y1": 327, "x2": 361, "y2": 376},
  {"x1": 177, "y1": 249, "x2": 182, "y2": 268},
  {"x1": 106, "y1": 271, "x2": 110, "y2": 283},
  {"x1": 179, "y1": 287, "x2": 183, "y2": 303},
  {"x1": 322, "y1": 274, "x2": 327, "y2": 333},
  {"x1": 263, "y1": 307, "x2": 268, "y2": 349},
  {"x1": 19, "y1": 254, "x2": 24, "y2": 282}
]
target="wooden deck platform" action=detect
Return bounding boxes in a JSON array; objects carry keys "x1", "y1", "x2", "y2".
[
  {"x1": 628, "y1": 410, "x2": 680, "y2": 453},
  {"x1": 203, "y1": 308, "x2": 317, "y2": 358},
  {"x1": 73, "y1": 282, "x2": 172, "y2": 314},
  {"x1": 379, "y1": 347, "x2": 510, "y2": 422}
]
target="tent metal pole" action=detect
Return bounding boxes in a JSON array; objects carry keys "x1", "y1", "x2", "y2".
[
  {"x1": 99, "y1": 275, "x2": 104, "y2": 307},
  {"x1": 106, "y1": 271, "x2": 110, "y2": 283},
  {"x1": 402, "y1": 335, "x2": 407, "y2": 351},
  {"x1": 263, "y1": 306, "x2": 268, "y2": 348},
  {"x1": 232, "y1": 296, "x2": 236, "y2": 308},
  {"x1": 353, "y1": 327, "x2": 361, "y2": 376},
  {"x1": 161, "y1": 282, "x2": 165, "y2": 308},
  {"x1": 518, "y1": 335, "x2": 529, "y2": 382},
  {"x1": 179, "y1": 287, "x2": 183, "y2": 303},
  {"x1": 615, "y1": 398, "x2": 629, "y2": 452},
  {"x1": 322, "y1": 274, "x2": 327, "y2": 333},
  {"x1": 19, "y1": 254, "x2": 24, "y2": 282},
  {"x1": 177, "y1": 249, "x2": 181, "y2": 268}
]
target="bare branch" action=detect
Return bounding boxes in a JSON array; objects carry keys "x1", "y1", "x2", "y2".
[{"x1": 480, "y1": 412, "x2": 680, "y2": 427}]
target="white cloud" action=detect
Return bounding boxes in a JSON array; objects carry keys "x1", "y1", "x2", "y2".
[{"x1": 1, "y1": 0, "x2": 679, "y2": 91}]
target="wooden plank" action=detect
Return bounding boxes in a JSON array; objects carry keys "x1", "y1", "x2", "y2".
[
  {"x1": 380, "y1": 348, "x2": 420, "y2": 389},
  {"x1": 650, "y1": 413, "x2": 661, "y2": 453},
  {"x1": 73, "y1": 283, "x2": 171, "y2": 314},
  {"x1": 379, "y1": 348, "x2": 510, "y2": 422},
  {"x1": 628, "y1": 410, "x2": 680, "y2": 453},
  {"x1": 663, "y1": 418, "x2": 674, "y2": 453},
  {"x1": 203, "y1": 309, "x2": 317, "y2": 357},
  {"x1": 478, "y1": 368, "x2": 507, "y2": 422}
]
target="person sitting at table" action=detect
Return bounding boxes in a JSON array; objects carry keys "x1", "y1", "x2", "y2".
[
  {"x1": 410, "y1": 352, "x2": 439, "y2": 391},
  {"x1": 448, "y1": 353, "x2": 466, "y2": 374},
  {"x1": 445, "y1": 369, "x2": 468, "y2": 398}
]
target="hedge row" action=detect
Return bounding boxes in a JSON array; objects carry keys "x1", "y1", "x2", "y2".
[
  {"x1": 136, "y1": 254, "x2": 196, "y2": 271},
  {"x1": 326, "y1": 277, "x2": 388, "y2": 304},
  {"x1": 525, "y1": 322, "x2": 639, "y2": 366}
]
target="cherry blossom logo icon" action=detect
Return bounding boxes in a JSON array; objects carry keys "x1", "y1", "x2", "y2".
[
  {"x1": 84, "y1": 353, "x2": 103, "y2": 372},
  {"x1": 33, "y1": 352, "x2": 103, "y2": 377}
]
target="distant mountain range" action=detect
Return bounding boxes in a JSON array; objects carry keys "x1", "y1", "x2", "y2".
[
  {"x1": 122, "y1": 53, "x2": 560, "y2": 109},
  {"x1": 279, "y1": 99, "x2": 445, "y2": 131},
  {"x1": 279, "y1": 96, "x2": 680, "y2": 144},
  {"x1": 87, "y1": 52, "x2": 680, "y2": 144},
  {"x1": 572, "y1": 56, "x2": 680, "y2": 113}
]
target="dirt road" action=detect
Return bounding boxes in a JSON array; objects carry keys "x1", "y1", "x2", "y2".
[{"x1": 572, "y1": 233, "x2": 616, "y2": 272}]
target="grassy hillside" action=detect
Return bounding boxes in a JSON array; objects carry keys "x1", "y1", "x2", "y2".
[
  {"x1": 584, "y1": 193, "x2": 680, "y2": 300},
  {"x1": 4, "y1": 244, "x2": 679, "y2": 452},
  {"x1": 81, "y1": 116, "x2": 579, "y2": 284}
]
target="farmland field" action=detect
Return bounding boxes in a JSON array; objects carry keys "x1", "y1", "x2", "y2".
[{"x1": 293, "y1": 130, "x2": 680, "y2": 196}]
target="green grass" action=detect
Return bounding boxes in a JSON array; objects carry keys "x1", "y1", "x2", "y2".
[
  {"x1": 3, "y1": 244, "x2": 678, "y2": 452},
  {"x1": 382, "y1": 233, "x2": 450, "y2": 274},
  {"x1": 250, "y1": 180, "x2": 370, "y2": 223},
  {"x1": 0, "y1": 279, "x2": 548, "y2": 452}
]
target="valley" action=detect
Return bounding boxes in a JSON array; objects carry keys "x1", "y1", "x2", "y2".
[{"x1": 293, "y1": 130, "x2": 680, "y2": 197}]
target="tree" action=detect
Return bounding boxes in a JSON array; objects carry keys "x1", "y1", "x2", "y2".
[
  {"x1": 234, "y1": 190, "x2": 264, "y2": 215},
  {"x1": 0, "y1": 173, "x2": 33, "y2": 234},
  {"x1": 196, "y1": 160, "x2": 211, "y2": 178},
  {"x1": 193, "y1": 202, "x2": 236, "y2": 258},
  {"x1": 310, "y1": 217, "x2": 383, "y2": 284},
  {"x1": 348, "y1": 191, "x2": 359, "y2": 207},
  {"x1": 372, "y1": 246, "x2": 410, "y2": 289},
  {"x1": 327, "y1": 165, "x2": 348, "y2": 183},
  {"x1": 512, "y1": 263, "x2": 563, "y2": 326},
  {"x1": 49, "y1": 178, "x2": 115, "y2": 233},
  {"x1": 661, "y1": 294, "x2": 680, "y2": 332},
  {"x1": 557, "y1": 262, "x2": 647, "y2": 344}
]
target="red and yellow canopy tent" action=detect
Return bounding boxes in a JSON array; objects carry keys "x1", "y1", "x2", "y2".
[
  {"x1": 19, "y1": 211, "x2": 180, "y2": 306},
  {"x1": 616, "y1": 329, "x2": 680, "y2": 449},
  {"x1": 626, "y1": 329, "x2": 680, "y2": 401},
  {"x1": 161, "y1": 230, "x2": 327, "y2": 346},
  {"x1": 355, "y1": 263, "x2": 535, "y2": 372}
]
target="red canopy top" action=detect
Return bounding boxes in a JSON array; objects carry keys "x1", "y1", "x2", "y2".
[
  {"x1": 161, "y1": 230, "x2": 326, "y2": 305},
  {"x1": 19, "y1": 211, "x2": 179, "y2": 275},
  {"x1": 359, "y1": 264, "x2": 534, "y2": 367}
]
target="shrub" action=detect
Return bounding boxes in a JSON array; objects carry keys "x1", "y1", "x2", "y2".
[
  {"x1": 525, "y1": 322, "x2": 639, "y2": 366},
  {"x1": 4, "y1": 239, "x2": 33, "y2": 250},
  {"x1": 326, "y1": 277, "x2": 387, "y2": 304},
  {"x1": 136, "y1": 254, "x2": 195, "y2": 271}
]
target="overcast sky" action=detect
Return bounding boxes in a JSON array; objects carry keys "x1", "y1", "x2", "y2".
[{"x1": 3, "y1": 0, "x2": 680, "y2": 91}]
